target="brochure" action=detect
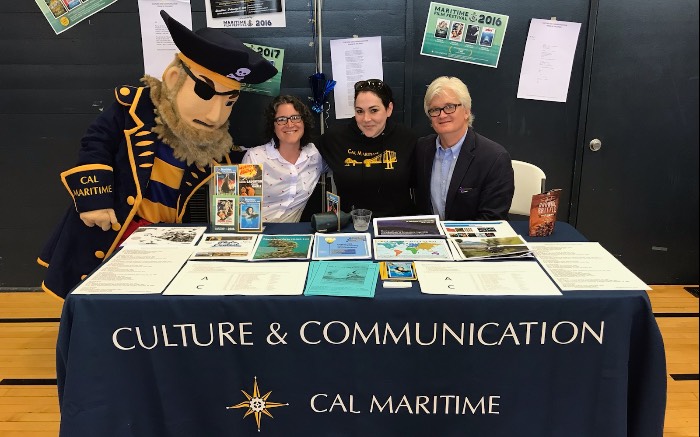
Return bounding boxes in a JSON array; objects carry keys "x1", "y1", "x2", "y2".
[
  {"x1": 440, "y1": 220, "x2": 517, "y2": 238},
  {"x1": 304, "y1": 261, "x2": 379, "y2": 298},
  {"x1": 529, "y1": 189, "x2": 562, "y2": 237},
  {"x1": 250, "y1": 234, "x2": 313, "y2": 261},
  {"x1": 449, "y1": 235, "x2": 532, "y2": 261},
  {"x1": 379, "y1": 261, "x2": 417, "y2": 281},
  {"x1": 189, "y1": 233, "x2": 259, "y2": 260},
  {"x1": 373, "y1": 215, "x2": 445, "y2": 238},
  {"x1": 373, "y1": 238, "x2": 453, "y2": 261},
  {"x1": 312, "y1": 233, "x2": 371, "y2": 260}
]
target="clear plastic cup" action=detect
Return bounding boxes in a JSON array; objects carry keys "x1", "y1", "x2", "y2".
[{"x1": 350, "y1": 209, "x2": 372, "y2": 232}]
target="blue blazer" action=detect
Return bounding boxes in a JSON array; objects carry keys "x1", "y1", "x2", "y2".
[{"x1": 415, "y1": 129, "x2": 514, "y2": 220}]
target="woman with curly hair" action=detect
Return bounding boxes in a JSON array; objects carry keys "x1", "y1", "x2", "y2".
[{"x1": 242, "y1": 95, "x2": 327, "y2": 222}]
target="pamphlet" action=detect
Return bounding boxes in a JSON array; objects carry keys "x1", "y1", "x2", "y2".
[
  {"x1": 529, "y1": 189, "x2": 562, "y2": 237},
  {"x1": 326, "y1": 192, "x2": 340, "y2": 230},
  {"x1": 304, "y1": 261, "x2": 379, "y2": 298},
  {"x1": 250, "y1": 234, "x2": 313, "y2": 261},
  {"x1": 379, "y1": 261, "x2": 417, "y2": 281},
  {"x1": 373, "y1": 215, "x2": 445, "y2": 238},
  {"x1": 190, "y1": 233, "x2": 259, "y2": 260},
  {"x1": 440, "y1": 220, "x2": 517, "y2": 238},
  {"x1": 373, "y1": 238, "x2": 453, "y2": 261},
  {"x1": 449, "y1": 235, "x2": 532, "y2": 261},
  {"x1": 312, "y1": 233, "x2": 371, "y2": 260}
]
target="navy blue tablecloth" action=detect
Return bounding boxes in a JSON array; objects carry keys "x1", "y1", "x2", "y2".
[{"x1": 56, "y1": 222, "x2": 666, "y2": 437}]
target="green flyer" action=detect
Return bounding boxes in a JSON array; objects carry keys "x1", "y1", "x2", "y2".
[
  {"x1": 242, "y1": 43, "x2": 284, "y2": 96},
  {"x1": 420, "y1": 2, "x2": 509, "y2": 68},
  {"x1": 35, "y1": 0, "x2": 117, "y2": 35}
]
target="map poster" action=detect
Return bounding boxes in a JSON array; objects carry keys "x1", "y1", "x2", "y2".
[
  {"x1": 420, "y1": 2, "x2": 509, "y2": 68},
  {"x1": 36, "y1": 0, "x2": 118, "y2": 35},
  {"x1": 372, "y1": 239, "x2": 454, "y2": 261}
]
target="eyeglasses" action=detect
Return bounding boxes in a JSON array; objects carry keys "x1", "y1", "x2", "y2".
[
  {"x1": 274, "y1": 115, "x2": 303, "y2": 125},
  {"x1": 427, "y1": 103, "x2": 462, "y2": 117},
  {"x1": 354, "y1": 79, "x2": 386, "y2": 92},
  {"x1": 180, "y1": 61, "x2": 240, "y2": 101}
]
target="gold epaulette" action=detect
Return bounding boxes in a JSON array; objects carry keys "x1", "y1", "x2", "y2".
[{"x1": 114, "y1": 85, "x2": 142, "y2": 107}]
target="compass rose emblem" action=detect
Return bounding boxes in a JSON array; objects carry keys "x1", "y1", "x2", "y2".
[{"x1": 227, "y1": 376, "x2": 288, "y2": 431}]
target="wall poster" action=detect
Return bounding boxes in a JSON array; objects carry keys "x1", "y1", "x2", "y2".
[
  {"x1": 420, "y1": 2, "x2": 509, "y2": 68},
  {"x1": 36, "y1": 0, "x2": 118, "y2": 34},
  {"x1": 205, "y1": 0, "x2": 286, "y2": 28}
]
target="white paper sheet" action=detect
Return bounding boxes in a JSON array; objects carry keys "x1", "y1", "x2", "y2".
[
  {"x1": 330, "y1": 37, "x2": 383, "y2": 119},
  {"x1": 120, "y1": 226, "x2": 206, "y2": 247},
  {"x1": 163, "y1": 261, "x2": 309, "y2": 295},
  {"x1": 138, "y1": 0, "x2": 192, "y2": 78},
  {"x1": 72, "y1": 246, "x2": 193, "y2": 294},
  {"x1": 517, "y1": 19, "x2": 581, "y2": 102},
  {"x1": 529, "y1": 242, "x2": 650, "y2": 290},
  {"x1": 415, "y1": 261, "x2": 561, "y2": 295}
]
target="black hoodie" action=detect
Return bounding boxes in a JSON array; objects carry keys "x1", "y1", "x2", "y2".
[{"x1": 319, "y1": 119, "x2": 417, "y2": 218}]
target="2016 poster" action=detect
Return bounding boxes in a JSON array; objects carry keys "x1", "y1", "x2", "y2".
[
  {"x1": 205, "y1": 0, "x2": 286, "y2": 28},
  {"x1": 420, "y1": 2, "x2": 509, "y2": 68}
]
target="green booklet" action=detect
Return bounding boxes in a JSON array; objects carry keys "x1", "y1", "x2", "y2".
[{"x1": 304, "y1": 261, "x2": 379, "y2": 298}]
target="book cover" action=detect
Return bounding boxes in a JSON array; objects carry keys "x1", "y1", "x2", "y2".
[
  {"x1": 213, "y1": 165, "x2": 238, "y2": 196},
  {"x1": 211, "y1": 195, "x2": 238, "y2": 232},
  {"x1": 238, "y1": 196, "x2": 263, "y2": 232},
  {"x1": 529, "y1": 189, "x2": 562, "y2": 237},
  {"x1": 237, "y1": 164, "x2": 263, "y2": 197}
]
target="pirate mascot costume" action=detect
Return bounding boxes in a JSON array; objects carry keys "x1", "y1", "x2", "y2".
[{"x1": 38, "y1": 12, "x2": 277, "y2": 299}]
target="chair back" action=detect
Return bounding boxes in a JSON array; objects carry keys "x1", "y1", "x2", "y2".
[{"x1": 510, "y1": 160, "x2": 546, "y2": 216}]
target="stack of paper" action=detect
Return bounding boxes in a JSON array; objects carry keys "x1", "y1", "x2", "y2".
[
  {"x1": 163, "y1": 261, "x2": 309, "y2": 295},
  {"x1": 304, "y1": 261, "x2": 379, "y2": 298}
]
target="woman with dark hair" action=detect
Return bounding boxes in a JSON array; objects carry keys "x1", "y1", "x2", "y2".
[
  {"x1": 319, "y1": 79, "x2": 417, "y2": 217},
  {"x1": 242, "y1": 95, "x2": 327, "y2": 222}
]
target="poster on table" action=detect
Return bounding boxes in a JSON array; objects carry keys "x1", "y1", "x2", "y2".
[
  {"x1": 205, "y1": 0, "x2": 286, "y2": 28},
  {"x1": 36, "y1": 0, "x2": 118, "y2": 34},
  {"x1": 420, "y1": 2, "x2": 509, "y2": 68}
]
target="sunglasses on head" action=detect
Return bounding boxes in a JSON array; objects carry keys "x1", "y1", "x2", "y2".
[
  {"x1": 180, "y1": 61, "x2": 240, "y2": 101},
  {"x1": 354, "y1": 79, "x2": 385, "y2": 92}
]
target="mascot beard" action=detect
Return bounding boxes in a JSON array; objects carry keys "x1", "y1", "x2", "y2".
[{"x1": 143, "y1": 73, "x2": 233, "y2": 167}]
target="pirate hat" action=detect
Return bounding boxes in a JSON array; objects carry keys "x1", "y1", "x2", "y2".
[{"x1": 161, "y1": 10, "x2": 277, "y2": 86}]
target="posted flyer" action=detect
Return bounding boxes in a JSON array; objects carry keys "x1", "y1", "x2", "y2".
[
  {"x1": 420, "y1": 2, "x2": 509, "y2": 68},
  {"x1": 36, "y1": 0, "x2": 118, "y2": 35},
  {"x1": 205, "y1": 0, "x2": 286, "y2": 28}
]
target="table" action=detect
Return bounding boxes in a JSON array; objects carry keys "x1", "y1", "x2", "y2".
[{"x1": 56, "y1": 222, "x2": 666, "y2": 437}]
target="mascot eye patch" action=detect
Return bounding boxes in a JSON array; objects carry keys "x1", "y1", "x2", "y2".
[{"x1": 181, "y1": 61, "x2": 240, "y2": 101}]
